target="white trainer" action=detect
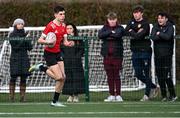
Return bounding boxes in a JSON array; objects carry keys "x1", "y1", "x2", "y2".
[
  {"x1": 140, "y1": 95, "x2": 149, "y2": 101},
  {"x1": 29, "y1": 63, "x2": 43, "y2": 72},
  {"x1": 169, "y1": 96, "x2": 178, "y2": 102},
  {"x1": 115, "y1": 95, "x2": 123, "y2": 102},
  {"x1": 67, "y1": 96, "x2": 73, "y2": 102},
  {"x1": 50, "y1": 102, "x2": 66, "y2": 107},
  {"x1": 104, "y1": 95, "x2": 116, "y2": 102},
  {"x1": 149, "y1": 87, "x2": 159, "y2": 99},
  {"x1": 73, "y1": 96, "x2": 79, "y2": 102}
]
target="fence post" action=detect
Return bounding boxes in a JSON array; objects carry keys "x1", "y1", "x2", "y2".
[{"x1": 84, "y1": 37, "x2": 89, "y2": 102}]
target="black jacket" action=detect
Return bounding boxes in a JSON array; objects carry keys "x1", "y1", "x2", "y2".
[
  {"x1": 9, "y1": 28, "x2": 32, "y2": 76},
  {"x1": 125, "y1": 18, "x2": 151, "y2": 52},
  {"x1": 61, "y1": 40, "x2": 85, "y2": 95},
  {"x1": 98, "y1": 24, "x2": 124, "y2": 58},
  {"x1": 151, "y1": 21, "x2": 174, "y2": 57}
]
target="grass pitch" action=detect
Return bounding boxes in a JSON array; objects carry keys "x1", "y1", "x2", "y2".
[
  {"x1": 0, "y1": 102, "x2": 180, "y2": 117},
  {"x1": 0, "y1": 82, "x2": 180, "y2": 117}
]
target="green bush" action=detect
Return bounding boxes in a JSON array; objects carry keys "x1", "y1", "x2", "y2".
[{"x1": 0, "y1": 0, "x2": 179, "y2": 33}]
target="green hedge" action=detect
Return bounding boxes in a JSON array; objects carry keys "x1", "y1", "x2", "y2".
[{"x1": 0, "y1": 0, "x2": 179, "y2": 33}]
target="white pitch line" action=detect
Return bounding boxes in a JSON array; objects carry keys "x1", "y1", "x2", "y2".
[
  {"x1": 0, "y1": 111, "x2": 180, "y2": 115},
  {"x1": 0, "y1": 102, "x2": 49, "y2": 106},
  {"x1": 0, "y1": 102, "x2": 180, "y2": 106}
]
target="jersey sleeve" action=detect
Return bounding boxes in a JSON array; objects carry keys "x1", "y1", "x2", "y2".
[{"x1": 42, "y1": 22, "x2": 53, "y2": 38}]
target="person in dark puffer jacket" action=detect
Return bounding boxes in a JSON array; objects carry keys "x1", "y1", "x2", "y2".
[
  {"x1": 98, "y1": 12, "x2": 124, "y2": 102},
  {"x1": 9, "y1": 18, "x2": 32, "y2": 102},
  {"x1": 151, "y1": 12, "x2": 177, "y2": 102}
]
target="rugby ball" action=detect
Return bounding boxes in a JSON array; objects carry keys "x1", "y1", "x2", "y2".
[{"x1": 45, "y1": 32, "x2": 56, "y2": 48}]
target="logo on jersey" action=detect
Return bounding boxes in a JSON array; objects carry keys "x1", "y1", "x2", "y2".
[
  {"x1": 51, "y1": 23, "x2": 56, "y2": 29},
  {"x1": 55, "y1": 30, "x2": 58, "y2": 34}
]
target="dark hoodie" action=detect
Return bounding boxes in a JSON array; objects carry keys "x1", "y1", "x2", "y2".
[
  {"x1": 151, "y1": 21, "x2": 174, "y2": 57},
  {"x1": 125, "y1": 18, "x2": 151, "y2": 53},
  {"x1": 98, "y1": 23, "x2": 125, "y2": 58},
  {"x1": 9, "y1": 27, "x2": 32, "y2": 76}
]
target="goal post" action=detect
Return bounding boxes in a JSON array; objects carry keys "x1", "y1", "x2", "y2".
[{"x1": 0, "y1": 25, "x2": 176, "y2": 93}]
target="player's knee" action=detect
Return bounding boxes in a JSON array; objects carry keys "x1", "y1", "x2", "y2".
[
  {"x1": 60, "y1": 77, "x2": 65, "y2": 82},
  {"x1": 61, "y1": 77, "x2": 65, "y2": 82},
  {"x1": 55, "y1": 76, "x2": 65, "y2": 81}
]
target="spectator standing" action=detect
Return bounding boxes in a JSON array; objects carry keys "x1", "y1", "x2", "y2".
[
  {"x1": 151, "y1": 12, "x2": 177, "y2": 101},
  {"x1": 62, "y1": 23, "x2": 85, "y2": 102},
  {"x1": 98, "y1": 12, "x2": 124, "y2": 102},
  {"x1": 125, "y1": 5, "x2": 159, "y2": 101},
  {"x1": 9, "y1": 18, "x2": 32, "y2": 102}
]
